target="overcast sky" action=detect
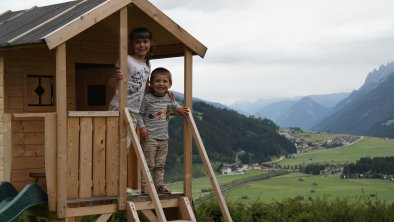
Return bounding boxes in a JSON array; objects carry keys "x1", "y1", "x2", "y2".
[{"x1": 2, "y1": 0, "x2": 394, "y2": 104}]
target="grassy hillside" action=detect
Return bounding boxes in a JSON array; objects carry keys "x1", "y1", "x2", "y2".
[
  {"x1": 169, "y1": 134, "x2": 394, "y2": 204},
  {"x1": 226, "y1": 172, "x2": 394, "y2": 203},
  {"x1": 278, "y1": 136, "x2": 394, "y2": 167}
]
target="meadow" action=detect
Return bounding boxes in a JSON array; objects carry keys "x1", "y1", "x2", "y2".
[
  {"x1": 277, "y1": 136, "x2": 394, "y2": 167},
  {"x1": 168, "y1": 135, "x2": 394, "y2": 204},
  {"x1": 225, "y1": 172, "x2": 394, "y2": 203}
]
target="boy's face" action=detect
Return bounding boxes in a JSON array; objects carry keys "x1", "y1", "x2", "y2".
[
  {"x1": 151, "y1": 73, "x2": 172, "y2": 96},
  {"x1": 131, "y1": 38, "x2": 151, "y2": 59}
]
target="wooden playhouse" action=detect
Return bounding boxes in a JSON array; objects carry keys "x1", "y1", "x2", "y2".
[{"x1": 0, "y1": 0, "x2": 232, "y2": 221}]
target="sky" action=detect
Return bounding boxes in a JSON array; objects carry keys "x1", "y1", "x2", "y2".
[{"x1": 2, "y1": 0, "x2": 394, "y2": 105}]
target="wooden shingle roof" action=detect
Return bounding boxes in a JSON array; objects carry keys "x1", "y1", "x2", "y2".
[{"x1": 0, "y1": 0, "x2": 207, "y2": 58}]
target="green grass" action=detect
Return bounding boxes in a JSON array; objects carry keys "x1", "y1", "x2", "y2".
[
  {"x1": 278, "y1": 136, "x2": 394, "y2": 167},
  {"x1": 168, "y1": 135, "x2": 394, "y2": 204},
  {"x1": 293, "y1": 131, "x2": 348, "y2": 142},
  {"x1": 168, "y1": 169, "x2": 264, "y2": 198},
  {"x1": 226, "y1": 172, "x2": 394, "y2": 203}
]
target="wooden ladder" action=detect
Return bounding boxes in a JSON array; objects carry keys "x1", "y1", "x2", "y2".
[{"x1": 124, "y1": 109, "x2": 197, "y2": 222}]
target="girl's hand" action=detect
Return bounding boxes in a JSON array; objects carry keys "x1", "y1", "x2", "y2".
[
  {"x1": 177, "y1": 107, "x2": 190, "y2": 117},
  {"x1": 109, "y1": 68, "x2": 123, "y2": 87},
  {"x1": 113, "y1": 69, "x2": 124, "y2": 80},
  {"x1": 139, "y1": 128, "x2": 149, "y2": 141}
]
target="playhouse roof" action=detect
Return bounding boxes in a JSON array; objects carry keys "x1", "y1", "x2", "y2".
[{"x1": 0, "y1": 0, "x2": 207, "y2": 58}]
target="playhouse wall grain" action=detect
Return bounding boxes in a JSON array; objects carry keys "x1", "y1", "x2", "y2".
[
  {"x1": 0, "y1": 22, "x2": 119, "y2": 187},
  {"x1": 0, "y1": 56, "x2": 4, "y2": 180}
]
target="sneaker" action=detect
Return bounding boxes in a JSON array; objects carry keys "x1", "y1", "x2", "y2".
[
  {"x1": 157, "y1": 185, "x2": 171, "y2": 194},
  {"x1": 126, "y1": 188, "x2": 138, "y2": 196},
  {"x1": 141, "y1": 186, "x2": 149, "y2": 195}
]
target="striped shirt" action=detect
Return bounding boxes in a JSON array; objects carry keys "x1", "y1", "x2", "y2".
[{"x1": 137, "y1": 93, "x2": 179, "y2": 140}]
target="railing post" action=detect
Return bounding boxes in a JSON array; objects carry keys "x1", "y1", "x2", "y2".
[
  {"x1": 56, "y1": 42, "x2": 67, "y2": 218},
  {"x1": 118, "y1": 6, "x2": 128, "y2": 210},
  {"x1": 183, "y1": 48, "x2": 193, "y2": 199}
]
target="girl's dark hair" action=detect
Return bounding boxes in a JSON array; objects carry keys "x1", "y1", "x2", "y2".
[
  {"x1": 129, "y1": 27, "x2": 153, "y2": 66},
  {"x1": 129, "y1": 27, "x2": 152, "y2": 41},
  {"x1": 151, "y1": 67, "x2": 173, "y2": 84}
]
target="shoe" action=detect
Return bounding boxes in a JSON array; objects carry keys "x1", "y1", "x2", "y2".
[
  {"x1": 141, "y1": 186, "x2": 149, "y2": 195},
  {"x1": 157, "y1": 185, "x2": 171, "y2": 194},
  {"x1": 127, "y1": 188, "x2": 138, "y2": 196}
]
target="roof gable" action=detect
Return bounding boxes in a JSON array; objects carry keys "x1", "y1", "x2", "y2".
[{"x1": 0, "y1": 0, "x2": 207, "y2": 58}]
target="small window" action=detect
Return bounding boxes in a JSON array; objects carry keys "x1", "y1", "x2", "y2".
[
  {"x1": 87, "y1": 85, "x2": 106, "y2": 106},
  {"x1": 26, "y1": 75, "x2": 54, "y2": 106}
]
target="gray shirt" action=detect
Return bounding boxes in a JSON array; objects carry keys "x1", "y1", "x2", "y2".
[{"x1": 137, "y1": 93, "x2": 179, "y2": 140}]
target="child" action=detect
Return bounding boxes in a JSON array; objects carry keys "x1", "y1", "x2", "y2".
[
  {"x1": 108, "y1": 27, "x2": 152, "y2": 125},
  {"x1": 137, "y1": 67, "x2": 189, "y2": 194}
]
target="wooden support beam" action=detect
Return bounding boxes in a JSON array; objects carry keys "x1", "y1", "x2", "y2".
[
  {"x1": 178, "y1": 197, "x2": 196, "y2": 221},
  {"x1": 127, "y1": 201, "x2": 140, "y2": 222},
  {"x1": 3, "y1": 114, "x2": 12, "y2": 181},
  {"x1": 45, "y1": 113, "x2": 57, "y2": 211},
  {"x1": 183, "y1": 48, "x2": 193, "y2": 199},
  {"x1": 118, "y1": 6, "x2": 128, "y2": 211},
  {"x1": 186, "y1": 113, "x2": 233, "y2": 222},
  {"x1": 95, "y1": 213, "x2": 112, "y2": 222},
  {"x1": 68, "y1": 111, "x2": 119, "y2": 117},
  {"x1": 56, "y1": 42, "x2": 67, "y2": 218},
  {"x1": 140, "y1": 210, "x2": 159, "y2": 222},
  {"x1": 66, "y1": 204, "x2": 117, "y2": 217}
]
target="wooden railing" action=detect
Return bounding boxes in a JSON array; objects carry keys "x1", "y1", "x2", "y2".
[
  {"x1": 186, "y1": 112, "x2": 233, "y2": 222},
  {"x1": 65, "y1": 111, "x2": 120, "y2": 217}
]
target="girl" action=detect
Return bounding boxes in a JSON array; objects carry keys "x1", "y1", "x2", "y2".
[{"x1": 108, "y1": 27, "x2": 153, "y2": 125}]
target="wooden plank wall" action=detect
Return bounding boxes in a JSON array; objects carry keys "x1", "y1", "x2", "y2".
[
  {"x1": 11, "y1": 117, "x2": 46, "y2": 190},
  {"x1": 1, "y1": 20, "x2": 118, "y2": 181},
  {"x1": 67, "y1": 114, "x2": 119, "y2": 200},
  {"x1": 0, "y1": 55, "x2": 4, "y2": 180}
]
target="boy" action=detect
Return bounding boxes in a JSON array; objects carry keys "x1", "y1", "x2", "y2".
[{"x1": 137, "y1": 67, "x2": 189, "y2": 194}]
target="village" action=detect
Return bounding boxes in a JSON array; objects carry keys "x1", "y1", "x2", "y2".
[
  {"x1": 219, "y1": 128, "x2": 361, "y2": 176},
  {"x1": 278, "y1": 128, "x2": 361, "y2": 154}
]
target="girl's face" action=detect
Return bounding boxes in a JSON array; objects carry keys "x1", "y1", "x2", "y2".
[
  {"x1": 150, "y1": 74, "x2": 172, "y2": 96},
  {"x1": 131, "y1": 38, "x2": 151, "y2": 60}
]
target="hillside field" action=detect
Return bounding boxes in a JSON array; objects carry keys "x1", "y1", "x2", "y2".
[
  {"x1": 168, "y1": 135, "x2": 394, "y2": 204},
  {"x1": 277, "y1": 136, "x2": 394, "y2": 167},
  {"x1": 225, "y1": 172, "x2": 394, "y2": 203}
]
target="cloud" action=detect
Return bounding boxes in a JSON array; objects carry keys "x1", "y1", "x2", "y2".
[{"x1": 3, "y1": 0, "x2": 394, "y2": 104}]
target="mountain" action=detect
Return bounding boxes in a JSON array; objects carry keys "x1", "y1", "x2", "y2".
[
  {"x1": 229, "y1": 98, "x2": 286, "y2": 115},
  {"x1": 313, "y1": 71, "x2": 394, "y2": 138},
  {"x1": 172, "y1": 91, "x2": 229, "y2": 110},
  {"x1": 335, "y1": 62, "x2": 394, "y2": 111},
  {"x1": 231, "y1": 93, "x2": 350, "y2": 117},
  {"x1": 274, "y1": 97, "x2": 332, "y2": 129},
  {"x1": 167, "y1": 101, "x2": 296, "y2": 171},
  {"x1": 256, "y1": 93, "x2": 349, "y2": 129},
  {"x1": 308, "y1": 92, "x2": 350, "y2": 108},
  {"x1": 257, "y1": 100, "x2": 296, "y2": 121}
]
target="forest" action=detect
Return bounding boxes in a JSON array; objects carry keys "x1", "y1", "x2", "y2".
[{"x1": 165, "y1": 101, "x2": 296, "y2": 178}]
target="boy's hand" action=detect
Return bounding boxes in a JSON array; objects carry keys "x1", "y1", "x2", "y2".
[
  {"x1": 177, "y1": 107, "x2": 190, "y2": 117},
  {"x1": 139, "y1": 128, "x2": 149, "y2": 141}
]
